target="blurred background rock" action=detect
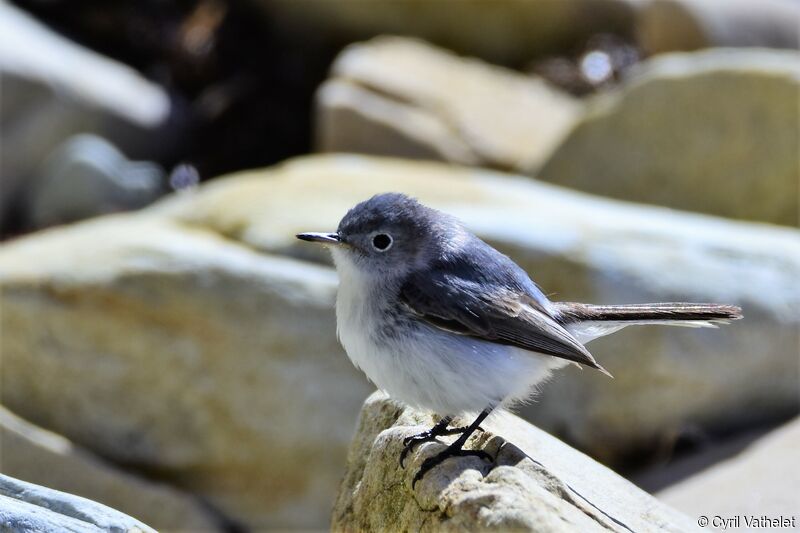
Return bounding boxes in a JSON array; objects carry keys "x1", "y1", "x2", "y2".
[{"x1": 0, "y1": 0, "x2": 798, "y2": 531}]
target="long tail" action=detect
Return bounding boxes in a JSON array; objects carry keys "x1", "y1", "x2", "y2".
[
  {"x1": 556, "y1": 302, "x2": 743, "y2": 325},
  {"x1": 555, "y1": 302, "x2": 743, "y2": 344}
]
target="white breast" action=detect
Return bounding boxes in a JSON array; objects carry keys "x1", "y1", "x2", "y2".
[{"x1": 331, "y1": 249, "x2": 565, "y2": 415}]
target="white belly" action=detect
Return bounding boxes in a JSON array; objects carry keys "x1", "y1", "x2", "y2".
[{"x1": 334, "y1": 262, "x2": 564, "y2": 415}]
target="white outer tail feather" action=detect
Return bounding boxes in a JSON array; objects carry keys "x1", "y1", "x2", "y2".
[{"x1": 566, "y1": 318, "x2": 730, "y2": 344}]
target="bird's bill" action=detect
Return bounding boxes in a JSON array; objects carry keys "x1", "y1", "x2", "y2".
[{"x1": 296, "y1": 232, "x2": 342, "y2": 245}]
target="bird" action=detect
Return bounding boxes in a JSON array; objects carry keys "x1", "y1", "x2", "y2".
[{"x1": 297, "y1": 193, "x2": 742, "y2": 487}]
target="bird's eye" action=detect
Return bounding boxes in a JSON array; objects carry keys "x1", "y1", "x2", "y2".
[{"x1": 371, "y1": 233, "x2": 393, "y2": 252}]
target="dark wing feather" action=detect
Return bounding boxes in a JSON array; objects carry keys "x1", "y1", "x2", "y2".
[{"x1": 399, "y1": 271, "x2": 609, "y2": 373}]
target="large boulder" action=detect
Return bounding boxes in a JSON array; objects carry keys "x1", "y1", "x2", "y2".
[
  {"x1": 152, "y1": 155, "x2": 800, "y2": 464},
  {"x1": 332, "y1": 391, "x2": 699, "y2": 532},
  {"x1": 0, "y1": 405, "x2": 220, "y2": 531},
  {"x1": 0, "y1": 474, "x2": 155, "y2": 533},
  {"x1": 316, "y1": 37, "x2": 582, "y2": 173},
  {"x1": 536, "y1": 48, "x2": 800, "y2": 226},
  {"x1": 657, "y1": 417, "x2": 800, "y2": 524},
  {"x1": 0, "y1": 215, "x2": 373, "y2": 530}
]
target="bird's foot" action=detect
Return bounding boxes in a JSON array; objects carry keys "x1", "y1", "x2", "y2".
[
  {"x1": 400, "y1": 424, "x2": 486, "y2": 467},
  {"x1": 400, "y1": 429, "x2": 442, "y2": 468},
  {"x1": 400, "y1": 422, "x2": 489, "y2": 468},
  {"x1": 412, "y1": 445, "x2": 493, "y2": 488}
]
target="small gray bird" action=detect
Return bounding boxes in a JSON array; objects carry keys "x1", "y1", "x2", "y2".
[{"x1": 297, "y1": 193, "x2": 742, "y2": 486}]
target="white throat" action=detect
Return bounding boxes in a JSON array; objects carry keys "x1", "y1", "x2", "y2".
[{"x1": 330, "y1": 247, "x2": 387, "y2": 376}]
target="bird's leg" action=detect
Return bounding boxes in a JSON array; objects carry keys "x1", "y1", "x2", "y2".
[
  {"x1": 400, "y1": 416, "x2": 453, "y2": 467},
  {"x1": 438, "y1": 424, "x2": 486, "y2": 435},
  {"x1": 412, "y1": 408, "x2": 494, "y2": 488}
]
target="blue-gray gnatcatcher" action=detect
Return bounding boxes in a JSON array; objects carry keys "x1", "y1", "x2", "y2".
[{"x1": 297, "y1": 193, "x2": 742, "y2": 486}]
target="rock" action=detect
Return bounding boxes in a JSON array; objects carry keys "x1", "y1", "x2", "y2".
[
  {"x1": 657, "y1": 417, "x2": 800, "y2": 525},
  {"x1": 536, "y1": 48, "x2": 800, "y2": 226},
  {"x1": 316, "y1": 37, "x2": 582, "y2": 173},
  {"x1": 26, "y1": 135, "x2": 165, "y2": 229},
  {"x1": 0, "y1": 2, "x2": 175, "y2": 230},
  {"x1": 151, "y1": 154, "x2": 800, "y2": 465},
  {"x1": 637, "y1": 0, "x2": 800, "y2": 55},
  {"x1": 0, "y1": 405, "x2": 221, "y2": 531},
  {"x1": 0, "y1": 215, "x2": 373, "y2": 530},
  {"x1": 332, "y1": 391, "x2": 699, "y2": 532},
  {"x1": 317, "y1": 78, "x2": 479, "y2": 167},
  {"x1": 0, "y1": 473, "x2": 155, "y2": 533},
  {"x1": 251, "y1": 0, "x2": 640, "y2": 65}
]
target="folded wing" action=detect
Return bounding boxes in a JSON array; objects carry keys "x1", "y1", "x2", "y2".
[{"x1": 399, "y1": 271, "x2": 610, "y2": 375}]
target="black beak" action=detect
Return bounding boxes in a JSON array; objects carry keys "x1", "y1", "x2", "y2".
[{"x1": 296, "y1": 232, "x2": 342, "y2": 245}]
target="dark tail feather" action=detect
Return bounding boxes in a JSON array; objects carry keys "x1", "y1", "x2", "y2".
[{"x1": 555, "y1": 302, "x2": 743, "y2": 325}]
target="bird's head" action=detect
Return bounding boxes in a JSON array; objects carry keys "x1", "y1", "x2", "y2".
[{"x1": 297, "y1": 193, "x2": 456, "y2": 281}]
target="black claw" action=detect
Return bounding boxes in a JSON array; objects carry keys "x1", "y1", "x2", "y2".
[
  {"x1": 402, "y1": 434, "x2": 421, "y2": 447},
  {"x1": 400, "y1": 417, "x2": 457, "y2": 468},
  {"x1": 412, "y1": 448, "x2": 493, "y2": 488},
  {"x1": 400, "y1": 430, "x2": 438, "y2": 468},
  {"x1": 403, "y1": 408, "x2": 494, "y2": 487}
]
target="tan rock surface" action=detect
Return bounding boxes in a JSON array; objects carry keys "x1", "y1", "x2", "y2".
[
  {"x1": 332, "y1": 391, "x2": 700, "y2": 532},
  {"x1": 317, "y1": 37, "x2": 581, "y2": 172}
]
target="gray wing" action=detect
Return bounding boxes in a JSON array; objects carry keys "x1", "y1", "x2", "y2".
[{"x1": 399, "y1": 270, "x2": 609, "y2": 373}]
